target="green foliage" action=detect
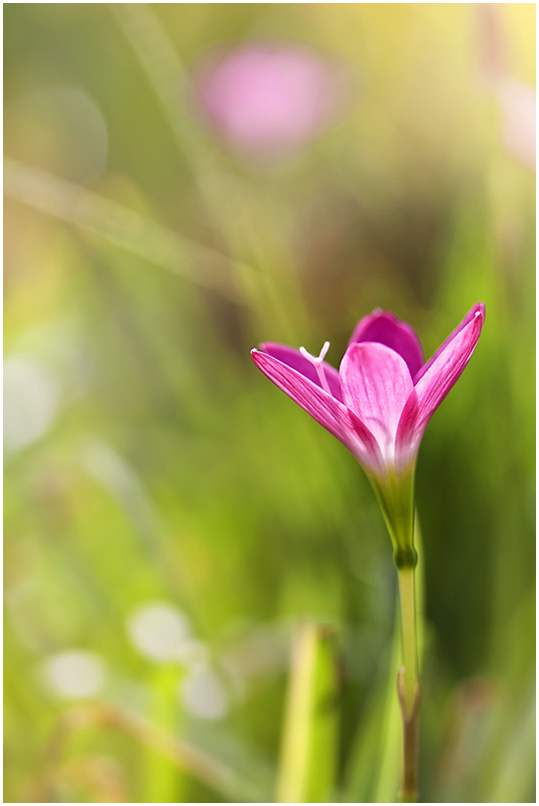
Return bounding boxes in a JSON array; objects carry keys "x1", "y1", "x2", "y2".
[{"x1": 4, "y1": 4, "x2": 535, "y2": 802}]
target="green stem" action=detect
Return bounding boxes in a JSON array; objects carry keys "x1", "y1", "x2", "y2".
[
  {"x1": 398, "y1": 568, "x2": 418, "y2": 716},
  {"x1": 397, "y1": 566, "x2": 420, "y2": 802}
]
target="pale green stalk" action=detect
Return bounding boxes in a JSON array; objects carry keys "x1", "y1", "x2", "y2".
[
  {"x1": 374, "y1": 467, "x2": 421, "y2": 802},
  {"x1": 398, "y1": 567, "x2": 418, "y2": 717},
  {"x1": 276, "y1": 623, "x2": 338, "y2": 803},
  {"x1": 397, "y1": 566, "x2": 420, "y2": 803},
  {"x1": 144, "y1": 664, "x2": 184, "y2": 803}
]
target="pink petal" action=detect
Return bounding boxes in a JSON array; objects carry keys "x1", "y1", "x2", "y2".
[
  {"x1": 395, "y1": 304, "x2": 485, "y2": 468},
  {"x1": 259, "y1": 342, "x2": 342, "y2": 401},
  {"x1": 414, "y1": 303, "x2": 485, "y2": 384},
  {"x1": 349, "y1": 310, "x2": 424, "y2": 379},
  {"x1": 339, "y1": 342, "x2": 413, "y2": 460},
  {"x1": 251, "y1": 348, "x2": 383, "y2": 473}
]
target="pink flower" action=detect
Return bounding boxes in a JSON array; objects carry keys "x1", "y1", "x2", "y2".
[
  {"x1": 252, "y1": 305, "x2": 485, "y2": 556},
  {"x1": 192, "y1": 43, "x2": 343, "y2": 157}
]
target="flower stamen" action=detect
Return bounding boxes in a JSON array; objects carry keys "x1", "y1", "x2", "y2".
[{"x1": 299, "y1": 341, "x2": 332, "y2": 394}]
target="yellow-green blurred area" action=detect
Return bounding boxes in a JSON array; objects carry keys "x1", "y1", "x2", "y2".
[{"x1": 4, "y1": 4, "x2": 535, "y2": 803}]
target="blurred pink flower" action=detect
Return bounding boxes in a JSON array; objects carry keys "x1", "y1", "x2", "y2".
[
  {"x1": 475, "y1": 4, "x2": 536, "y2": 172},
  {"x1": 192, "y1": 43, "x2": 344, "y2": 157},
  {"x1": 498, "y1": 78, "x2": 536, "y2": 172}
]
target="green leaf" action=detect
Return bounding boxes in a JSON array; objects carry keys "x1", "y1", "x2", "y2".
[
  {"x1": 276, "y1": 622, "x2": 339, "y2": 803},
  {"x1": 143, "y1": 664, "x2": 185, "y2": 803}
]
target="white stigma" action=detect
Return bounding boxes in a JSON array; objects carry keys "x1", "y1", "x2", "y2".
[{"x1": 299, "y1": 341, "x2": 332, "y2": 394}]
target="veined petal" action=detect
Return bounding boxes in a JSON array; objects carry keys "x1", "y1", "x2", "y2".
[
  {"x1": 395, "y1": 304, "x2": 485, "y2": 468},
  {"x1": 259, "y1": 342, "x2": 342, "y2": 401},
  {"x1": 251, "y1": 348, "x2": 383, "y2": 473},
  {"x1": 393, "y1": 389, "x2": 421, "y2": 472},
  {"x1": 349, "y1": 310, "x2": 424, "y2": 379},
  {"x1": 339, "y1": 342, "x2": 413, "y2": 461},
  {"x1": 413, "y1": 303, "x2": 485, "y2": 383},
  {"x1": 414, "y1": 305, "x2": 485, "y2": 418}
]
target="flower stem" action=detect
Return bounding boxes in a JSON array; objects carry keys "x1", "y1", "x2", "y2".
[{"x1": 397, "y1": 566, "x2": 420, "y2": 802}]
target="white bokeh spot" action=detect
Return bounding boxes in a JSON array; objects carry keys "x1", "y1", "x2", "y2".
[
  {"x1": 180, "y1": 665, "x2": 229, "y2": 721},
  {"x1": 42, "y1": 651, "x2": 107, "y2": 699},
  {"x1": 4, "y1": 357, "x2": 60, "y2": 452},
  {"x1": 127, "y1": 602, "x2": 191, "y2": 662}
]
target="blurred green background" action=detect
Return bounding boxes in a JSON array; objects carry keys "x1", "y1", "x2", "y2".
[{"x1": 4, "y1": 4, "x2": 535, "y2": 803}]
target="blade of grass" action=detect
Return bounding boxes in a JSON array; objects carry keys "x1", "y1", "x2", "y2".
[
  {"x1": 276, "y1": 622, "x2": 339, "y2": 803},
  {"x1": 342, "y1": 623, "x2": 399, "y2": 803},
  {"x1": 104, "y1": 6, "x2": 310, "y2": 358},
  {"x1": 341, "y1": 675, "x2": 390, "y2": 802},
  {"x1": 143, "y1": 664, "x2": 185, "y2": 803},
  {"x1": 4, "y1": 158, "x2": 252, "y2": 304},
  {"x1": 108, "y1": 3, "x2": 202, "y2": 164},
  {"x1": 43, "y1": 702, "x2": 267, "y2": 802},
  {"x1": 108, "y1": 3, "x2": 294, "y2": 334},
  {"x1": 343, "y1": 601, "x2": 410, "y2": 803},
  {"x1": 484, "y1": 684, "x2": 536, "y2": 804},
  {"x1": 371, "y1": 607, "x2": 403, "y2": 804}
]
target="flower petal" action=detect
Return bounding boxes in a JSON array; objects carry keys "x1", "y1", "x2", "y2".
[
  {"x1": 339, "y1": 342, "x2": 413, "y2": 460},
  {"x1": 395, "y1": 304, "x2": 485, "y2": 468},
  {"x1": 349, "y1": 310, "x2": 424, "y2": 379},
  {"x1": 259, "y1": 342, "x2": 342, "y2": 401},
  {"x1": 413, "y1": 303, "x2": 485, "y2": 384},
  {"x1": 251, "y1": 348, "x2": 383, "y2": 473}
]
